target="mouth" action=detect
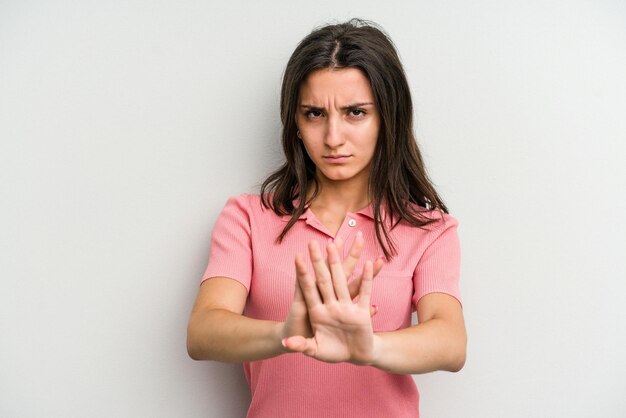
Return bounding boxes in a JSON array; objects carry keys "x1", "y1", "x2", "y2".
[{"x1": 323, "y1": 154, "x2": 351, "y2": 161}]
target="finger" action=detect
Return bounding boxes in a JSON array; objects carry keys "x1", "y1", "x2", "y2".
[
  {"x1": 332, "y1": 237, "x2": 343, "y2": 276},
  {"x1": 369, "y1": 304, "x2": 378, "y2": 317},
  {"x1": 347, "y1": 276, "x2": 360, "y2": 299},
  {"x1": 326, "y1": 242, "x2": 351, "y2": 301},
  {"x1": 334, "y1": 236, "x2": 344, "y2": 254},
  {"x1": 308, "y1": 240, "x2": 336, "y2": 303},
  {"x1": 281, "y1": 336, "x2": 318, "y2": 357},
  {"x1": 293, "y1": 273, "x2": 305, "y2": 302},
  {"x1": 357, "y1": 260, "x2": 374, "y2": 309},
  {"x1": 295, "y1": 252, "x2": 322, "y2": 308},
  {"x1": 373, "y1": 257, "x2": 384, "y2": 277},
  {"x1": 342, "y1": 231, "x2": 364, "y2": 279},
  {"x1": 347, "y1": 257, "x2": 383, "y2": 300}
]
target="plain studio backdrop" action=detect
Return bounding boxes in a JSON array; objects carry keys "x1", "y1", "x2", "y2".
[{"x1": 1, "y1": 1, "x2": 625, "y2": 417}]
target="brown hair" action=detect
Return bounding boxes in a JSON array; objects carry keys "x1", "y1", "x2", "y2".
[{"x1": 261, "y1": 19, "x2": 448, "y2": 259}]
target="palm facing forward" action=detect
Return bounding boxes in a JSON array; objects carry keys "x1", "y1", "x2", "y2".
[{"x1": 282, "y1": 237, "x2": 382, "y2": 365}]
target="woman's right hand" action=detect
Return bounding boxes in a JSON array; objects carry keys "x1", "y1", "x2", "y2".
[{"x1": 281, "y1": 232, "x2": 382, "y2": 345}]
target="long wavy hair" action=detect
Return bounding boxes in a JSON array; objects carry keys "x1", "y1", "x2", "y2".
[{"x1": 261, "y1": 19, "x2": 448, "y2": 259}]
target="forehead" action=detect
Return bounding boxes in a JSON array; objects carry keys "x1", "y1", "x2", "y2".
[{"x1": 298, "y1": 68, "x2": 374, "y2": 103}]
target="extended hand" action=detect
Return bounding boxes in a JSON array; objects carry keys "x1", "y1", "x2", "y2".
[
  {"x1": 282, "y1": 237, "x2": 382, "y2": 365},
  {"x1": 281, "y1": 232, "x2": 381, "y2": 343}
]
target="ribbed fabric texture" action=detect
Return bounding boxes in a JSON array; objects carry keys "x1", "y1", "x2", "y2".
[{"x1": 201, "y1": 194, "x2": 462, "y2": 418}]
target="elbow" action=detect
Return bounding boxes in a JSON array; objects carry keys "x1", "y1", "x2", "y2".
[
  {"x1": 186, "y1": 332, "x2": 202, "y2": 361},
  {"x1": 187, "y1": 340, "x2": 202, "y2": 361},
  {"x1": 446, "y1": 349, "x2": 466, "y2": 373},
  {"x1": 444, "y1": 335, "x2": 467, "y2": 373},
  {"x1": 186, "y1": 308, "x2": 237, "y2": 362},
  {"x1": 186, "y1": 321, "x2": 210, "y2": 361}
]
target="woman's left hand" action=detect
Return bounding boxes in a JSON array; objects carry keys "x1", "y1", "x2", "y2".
[{"x1": 281, "y1": 239, "x2": 382, "y2": 365}]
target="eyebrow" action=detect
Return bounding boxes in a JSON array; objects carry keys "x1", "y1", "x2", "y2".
[{"x1": 299, "y1": 102, "x2": 375, "y2": 110}]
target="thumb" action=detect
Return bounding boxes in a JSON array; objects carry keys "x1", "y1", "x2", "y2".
[{"x1": 282, "y1": 336, "x2": 317, "y2": 356}]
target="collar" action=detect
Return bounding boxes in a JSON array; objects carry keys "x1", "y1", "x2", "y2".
[{"x1": 281, "y1": 203, "x2": 379, "y2": 222}]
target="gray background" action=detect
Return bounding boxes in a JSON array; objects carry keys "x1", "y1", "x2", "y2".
[{"x1": 1, "y1": 1, "x2": 625, "y2": 417}]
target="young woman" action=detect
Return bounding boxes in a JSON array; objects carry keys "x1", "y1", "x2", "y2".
[{"x1": 187, "y1": 19, "x2": 466, "y2": 418}]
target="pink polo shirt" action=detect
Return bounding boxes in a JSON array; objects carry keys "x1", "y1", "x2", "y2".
[{"x1": 201, "y1": 194, "x2": 461, "y2": 418}]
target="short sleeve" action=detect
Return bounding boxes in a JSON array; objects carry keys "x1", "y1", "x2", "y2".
[
  {"x1": 200, "y1": 194, "x2": 253, "y2": 290},
  {"x1": 412, "y1": 215, "x2": 462, "y2": 307}
]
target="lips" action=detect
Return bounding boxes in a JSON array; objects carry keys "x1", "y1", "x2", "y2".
[
  {"x1": 324, "y1": 154, "x2": 350, "y2": 159},
  {"x1": 323, "y1": 155, "x2": 352, "y2": 163}
]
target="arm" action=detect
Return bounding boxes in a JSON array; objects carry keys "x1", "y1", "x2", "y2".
[
  {"x1": 282, "y1": 240, "x2": 466, "y2": 374},
  {"x1": 187, "y1": 234, "x2": 379, "y2": 363},
  {"x1": 371, "y1": 292, "x2": 466, "y2": 374},
  {"x1": 186, "y1": 277, "x2": 285, "y2": 362},
  {"x1": 371, "y1": 214, "x2": 466, "y2": 374},
  {"x1": 187, "y1": 195, "x2": 288, "y2": 362}
]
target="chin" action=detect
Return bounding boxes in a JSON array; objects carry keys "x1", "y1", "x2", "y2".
[
  {"x1": 316, "y1": 164, "x2": 369, "y2": 184},
  {"x1": 320, "y1": 170, "x2": 359, "y2": 183}
]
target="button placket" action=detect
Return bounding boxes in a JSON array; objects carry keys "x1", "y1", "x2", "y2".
[{"x1": 334, "y1": 215, "x2": 359, "y2": 258}]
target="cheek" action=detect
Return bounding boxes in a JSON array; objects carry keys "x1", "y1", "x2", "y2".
[
  {"x1": 300, "y1": 139, "x2": 320, "y2": 162},
  {"x1": 368, "y1": 129, "x2": 380, "y2": 154},
  {"x1": 367, "y1": 120, "x2": 380, "y2": 139},
  {"x1": 362, "y1": 127, "x2": 379, "y2": 151},
  {"x1": 300, "y1": 131, "x2": 323, "y2": 151},
  {"x1": 353, "y1": 119, "x2": 379, "y2": 143}
]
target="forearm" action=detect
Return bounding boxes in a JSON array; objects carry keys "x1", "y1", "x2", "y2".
[
  {"x1": 187, "y1": 308, "x2": 285, "y2": 362},
  {"x1": 370, "y1": 318, "x2": 467, "y2": 375}
]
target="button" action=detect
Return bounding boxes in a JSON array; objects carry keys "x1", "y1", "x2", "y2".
[{"x1": 348, "y1": 219, "x2": 357, "y2": 227}]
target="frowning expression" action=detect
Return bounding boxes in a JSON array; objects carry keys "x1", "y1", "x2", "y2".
[{"x1": 296, "y1": 67, "x2": 380, "y2": 188}]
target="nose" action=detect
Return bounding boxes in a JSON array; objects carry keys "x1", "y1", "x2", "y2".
[{"x1": 324, "y1": 115, "x2": 344, "y2": 148}]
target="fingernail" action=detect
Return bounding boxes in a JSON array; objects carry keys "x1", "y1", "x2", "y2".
[{"x1": 281, "y1": 338, "x2": 288, "y2": 347}]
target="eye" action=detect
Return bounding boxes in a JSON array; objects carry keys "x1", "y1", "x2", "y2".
[
  {"x1": 349, "y1": 108, "x2": 366, "y2": 117},
  {"x1": 304, "y1": 109, "x2": 324, "y2": 119}
]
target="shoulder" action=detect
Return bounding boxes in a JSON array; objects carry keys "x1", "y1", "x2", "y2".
[
  {"x1": 224, "y1": 193, "x2": 260, "y2": 208},
  {"x1": 424, "y1": 210, "x2": 459, "y2": 231},
  {"x1": 393, "y1": 205, "x2": 460, "y2": 247},
  {"x1": 417, "y1": 210, "x2": 460, "y2": 255},
  {"x1": 403, "y1": 203, "x2": 459, "y2": 229},
  {"x1": 221, "y1": 193, "x2": 276, "y2": 220}
]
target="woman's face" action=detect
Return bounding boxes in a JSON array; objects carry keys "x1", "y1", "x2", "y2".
[{"x1": 296, "y1": 67, "x2": 380, "y2": 189}]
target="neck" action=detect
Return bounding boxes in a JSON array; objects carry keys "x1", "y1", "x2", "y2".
[{"x1": 308, "y1": 177, "x2": 371, "y2": 214}]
